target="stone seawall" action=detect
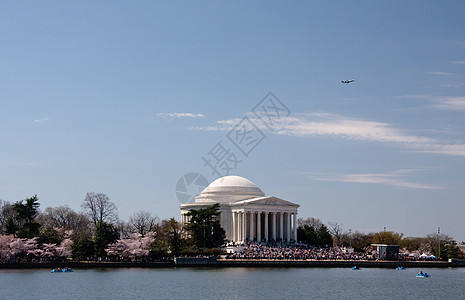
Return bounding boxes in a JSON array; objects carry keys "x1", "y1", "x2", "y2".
[
  {"x1": 1, "y1": 259, "x2": 464, "y2": 269},
  {"x1": 216, "y1": 259, "x2": 457, "y2": 268}
]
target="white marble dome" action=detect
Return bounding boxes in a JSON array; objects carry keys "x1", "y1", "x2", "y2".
[{"x1": 195, "y1": 176, "x2": 265, "y2": 204}]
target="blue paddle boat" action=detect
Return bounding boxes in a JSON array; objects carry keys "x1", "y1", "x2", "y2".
[
  {"x1": 51, "y1": 267, "x2": 74, "y2": 273},
  {"x1": 416, "y1": 271, "x2": 430, "y2": 278},
  {"x1": 351, "y1": 266, "x2": 361, "y2": 270}
]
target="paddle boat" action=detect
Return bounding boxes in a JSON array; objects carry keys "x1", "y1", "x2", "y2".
[
  {"x1": 416, "y1": 271, "x2": 430, "y2": 278},
  {"x1": 51, "y1": 267, "x2": 74, "y2": 273},
  {"x1": 351, "y1": 266, "x2": 361, "y2": 270},
  {"x1": 396, "y1": 266, "x2": 405, "y2": 270}
]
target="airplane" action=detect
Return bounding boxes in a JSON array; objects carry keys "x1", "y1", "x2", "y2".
[{"x1": 342, "y1": 79, "x2": 355, "y2": 84}]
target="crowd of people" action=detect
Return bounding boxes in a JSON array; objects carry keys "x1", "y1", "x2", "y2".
[{"x1": 225, "y1": 242, "x2": 368, "y2": 260}]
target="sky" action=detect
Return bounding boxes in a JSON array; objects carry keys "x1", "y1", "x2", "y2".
[{"x1": 1, "y1": 1, "x2": 464, "y2": 241}]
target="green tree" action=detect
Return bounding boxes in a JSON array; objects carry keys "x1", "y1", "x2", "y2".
[
  {"x1": 166, "y1": 218, "x2": 183, "y2": 256},
  {"x1": 4, "y1": 217, "x2": 19, "y2": 236},
  {"x1": 149, "y1": 218, "x2": 185, "y2": 259},
  {"x1": 94, "y1": 221, "x2": 120, "y2": 258},
  {"x1": 149, "y1": 238, "x2": 170, "y2": 259},
  {"x1": 372, "y1": 231, "x2": 404, "y2": 245},
  {"x1": 297, "y1": 224, "x2": 317, "y2": 245},
  {"x1": 297, "y1": 223, "x2": 333, "y2": 247},
  {"x1": 317, "y1": 224, "x2": 333, "y2": 247},
  {"x1": 71, "y1": 236, "x2": 95, "y2": 261},
  {"x1": 13, "y1": 195, "x2": 41, "y2": 238},
  {"x1": 37, "y1": 226, "x2": 63, "y2": 245},
  {"x1": 437, "y1": 241, "x2": 461, "y2": 260},
  {"x1": 185, "y1": 204, "x2": 225, "y2": 251}
]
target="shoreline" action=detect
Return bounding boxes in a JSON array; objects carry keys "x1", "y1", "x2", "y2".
[{"x1": 1, "y1": 259, "x2": 464, "y2": 269}]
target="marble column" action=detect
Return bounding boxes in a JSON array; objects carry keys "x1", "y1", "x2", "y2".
[
  {"x1": 237, "y1": 212, "x2": 241, "y2": 242},
  {"x1": 279, "y1": 212, "x2": 284, "y2": 241},
  {"x1": 286, "y1": 213, "x2": 291, "y2": 242},
  {"x1": 242, "y1": 211, "x2": 247, "y2": 242},
  {"x1": 264, "y1": 212, "x2": 269, "y2": 241},
  {"x1": 232, "y1": 212, "x2": 237, "y2": 241},
  {"x1": 257, "y1": 212, "x2": 261, "y2": 242},
  {"x1": 250, "y1": 211, "x2": 255, "y2": 242},
  {"x1": 293, "y1": 213, "x2": 297, "y2": 241},
  {"x1": 272, "y1": 212, "x2": 276, "y2": 240}
]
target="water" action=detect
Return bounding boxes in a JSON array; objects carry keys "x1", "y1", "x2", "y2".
[{"x1": 0, "y1": 267, "x2": 464, "y2": 299}]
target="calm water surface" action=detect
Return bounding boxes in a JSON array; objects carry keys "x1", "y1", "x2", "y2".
[{"x1": 1, "y1": 267, "x2": 464, "y2": 299}]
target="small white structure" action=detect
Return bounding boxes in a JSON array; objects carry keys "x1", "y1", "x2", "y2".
[{"x1": 180, "y1": 176, "x2": 300, "y2": 243}]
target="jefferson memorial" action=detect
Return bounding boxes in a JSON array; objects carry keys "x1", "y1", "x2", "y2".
[{"x1": 180, "y1": 176, "x2": 300, "y2": 243}]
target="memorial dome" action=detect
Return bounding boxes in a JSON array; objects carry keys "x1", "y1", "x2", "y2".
[{"x1": 195, "y1": 176, "x2": 265, "y2": 203}]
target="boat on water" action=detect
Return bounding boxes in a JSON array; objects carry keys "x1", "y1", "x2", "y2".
[
  {"x1": 416, "y1": 271, "x2": 430, "y2": 278},
  {"x1": 396, "y1": 266, "x2": 405, "y2": 270},
  {"x1": 351, "y1": 266, "x2": 361, "y2": 270},
  {"x1": 51, "y1": 267, "x2": 74, "y2": 273}
]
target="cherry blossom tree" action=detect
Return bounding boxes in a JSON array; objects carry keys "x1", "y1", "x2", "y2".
[{"x1": 106, "y1": 233, "x2": 155, "y2": 261}]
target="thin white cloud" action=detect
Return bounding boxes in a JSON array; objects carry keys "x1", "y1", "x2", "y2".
[
  {"x1": 306, "y1": 169, "x2": 444, "y2": 190},
  {"x1": 451, "y1": 60, "x2": 465, "y2": 65},
  {"x1": 431, "y1": 96, "x2": 465, "y2": 110},
  {"x1": 426, "y1": 72, "x2": 453, "y2": 75},
  {"x1": 400, "y1": 94, "x2": 465, "y2": 111},
  {"x1": 34, "y1": 117, "x2": 49, "y2": 123},
  {"x1": 158, "y1": 113, "x2": 205, "y2": 118},
  {"x1": 192, "y1": 112, "x2": 465, "y2": 156}
]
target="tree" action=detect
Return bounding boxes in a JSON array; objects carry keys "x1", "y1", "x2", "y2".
[
  {"x1": 372, "y1": 231, "x2": 404, "y2": 245},
  {"x1": 327, "y1": 221, "x2": 344, "y2": 246},
  {"x1": 116, "y1": 220, "x2": 133, "y2": 239},
  {"x1": 185, "y1": 204, "x2": 225, "y2": 251},
  {"x1": 317, "y1": 224, "x2": 333, "y2": 247},
  {"x1": 106, "y1": 233, "x2": 154, "y2": 261},
  {"x1": 13, "y1": 195, "x2": 41, "y2": 238},
  {"x1": 81, "y1": 192, "x2": 118, "y2": 225},
  {"x1": 0, "y1": 199, "x2": 15, "y2": 233},
  {"x1": 4, "y1": 217, "x2": 19, "y2": 236},
  {"x1": 94, "y1": 221, "x2": 120, "y2": 258},
  {"x1": 442, "y1": 242, "x2": 461, "y2": 260},
  {"x1": 297, "y1": 224, "x2": 317, "y2": 245},
  {"x1": 402, "y1": 237, "x2": 424, "y2": 252},
  {"x1": 350, "y1": 231, "x2": 374, "y2": 253},
  {"x1": 129, "y1": 210, "x2": 159, "y2": 237},
  {"x1": 38, "y1": 206, "x2": 92, "y2": 239},
  {"x1": 297, "y1": 217, "x2": 323, "y2": 230},
  {"x1": 149, "y1": 218, "x2": 185, "y2": 259},
  {"x1": 37, "y1": 226, "x2": 63, "y2": 245},
  {"x1": 71, "y1": 236, "x2": 95, "y2": 261},
  {"x1": 421, "y1": 233, "x2": 454, "y2": 259}
]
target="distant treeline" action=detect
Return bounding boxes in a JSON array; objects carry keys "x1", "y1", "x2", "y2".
[{"x1": 0, "y1": 194, "x2": 462, "y2": 262}]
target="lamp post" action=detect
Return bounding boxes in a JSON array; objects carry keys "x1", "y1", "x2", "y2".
[
  {"x1": 438, "y1": 226, "x2": 441, "y2": 259},
  {"x1": 349, "y1": 229, "x2": 352, "y2": 248}
]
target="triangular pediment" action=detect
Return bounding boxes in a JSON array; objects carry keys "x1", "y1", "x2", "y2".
[{"x1": 233, "y1": 196, "x2": 299, "y2": 207}]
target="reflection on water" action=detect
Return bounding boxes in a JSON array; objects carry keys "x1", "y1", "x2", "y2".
[{"x1": 1, "y1": 267, "x2": 464, "y2": 299}]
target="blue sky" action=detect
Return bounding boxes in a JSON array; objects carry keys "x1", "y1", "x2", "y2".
[{"x1": 1, "y1": 1, "x2": 465, "y2": 241}]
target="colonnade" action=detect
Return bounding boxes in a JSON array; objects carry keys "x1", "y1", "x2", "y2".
[{"x1": 232, "y1": 210, "x2": 297, "y2": 243}]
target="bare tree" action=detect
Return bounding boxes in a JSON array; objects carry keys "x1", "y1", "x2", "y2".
[
  {"x1": 81, "y1": 192, "x2": 118, "y2": 225},
  {"x1": 129, "y1": 210, "x2": 159, "y2": 237},
  {"x1": 297, "y1": 217, "x2": 323, "y2": 229},
  {"x1": 327, "y1": 221, "x2": 344, "y2": 246},
  {"x1": 421, "y1": 233, "x2": 453, "y2": 254},
  {"x1": 115, "y1": 220, "x2": 133, "y2": 239},
  {"x1": 38, "y1": 205, "x2": 92, "y2": 238},
  {"x1": 0, "y1": 199, "x2": 15, "y2": 233}
]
